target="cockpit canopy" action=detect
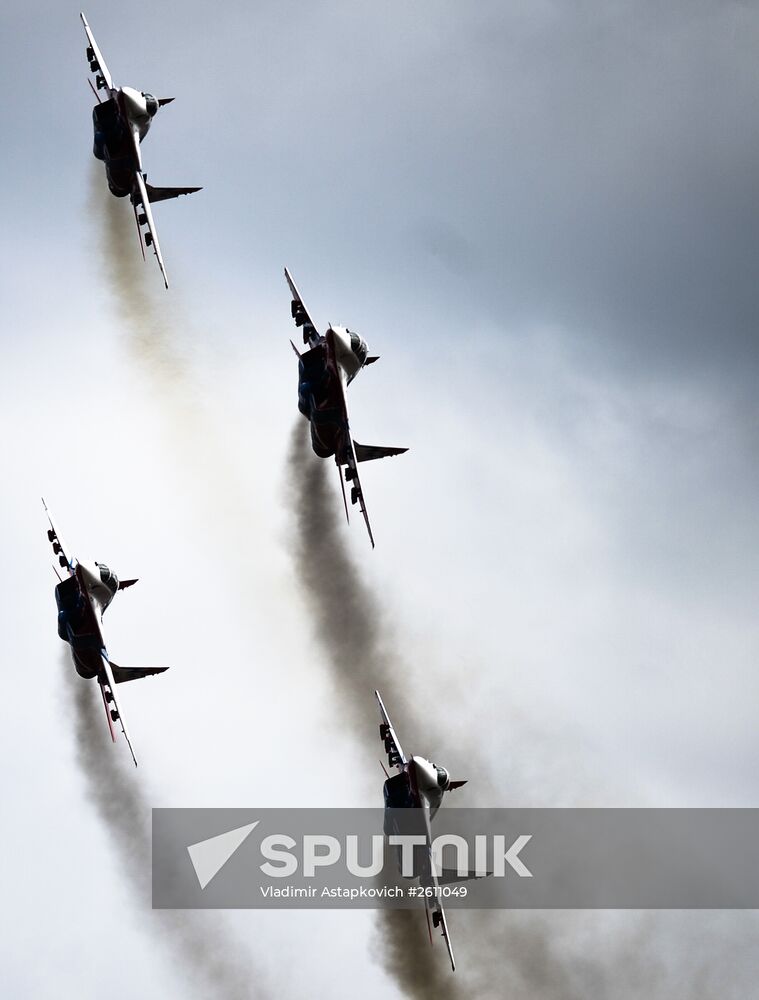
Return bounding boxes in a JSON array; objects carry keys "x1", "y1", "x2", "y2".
[
  {"x1": 144, "y1": 93, "x2": 159, "y2": 117},
  {"x1": 349, "y1": 331, "x2": 368, "y2": 366},
  {"x1": 435, "y1": 765, "x2": 450, "y2": 790},
  {"x1": 95, "y1": 562, "x2": 119, "y2": 595}
]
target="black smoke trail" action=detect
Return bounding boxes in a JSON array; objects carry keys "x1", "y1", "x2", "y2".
[
  {"x1": 287, "y1": 422, "x2": 468, "y2": 1000},
  {"x1": 285, "y1": 423, "x2": 751, "y2": 1000},
  {"x1": 81, "y1": 172, "x2": 272, "y2": 997},
  {"x1": 63, "y1": 656, "x2": 270, "y2": 999},
  {"x1": 285, "y1": 424, "x2": 597, "y2": 999},
  {"x1": 287, "y1": 422, "x2": 425, "y2": 740}
]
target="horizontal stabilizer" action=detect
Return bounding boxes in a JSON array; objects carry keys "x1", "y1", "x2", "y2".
[
  {"x1": 145, "y1": 183, "x2": 202, "y2": 204},
  {"x1": 118, "y1": 578, "x2": 138, "y2": 590},
  {"x1": 365, "y1": 356, "x2": 380, "y2": 366},
  {"x1": 158, "y1": 97, "x2": 174, "y2": 106},
  {"x1": 448, "y1": 780, "x2": 467, "y2": 790},
  {"x1": 353, "y1": 441, "x2": 408, "y2": 463},
  {"x1": 109, "y1": 661, "x2": 169, "y2": 684}
]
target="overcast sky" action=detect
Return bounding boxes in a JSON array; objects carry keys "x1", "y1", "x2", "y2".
[{"x1": 2, "y1": 2, "x2": 759, "y2": 998}]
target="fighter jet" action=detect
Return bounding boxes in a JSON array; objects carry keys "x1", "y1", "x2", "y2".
[
  {"x1": 44, "y1": 500, "x2": 168, "y2": 766},
  {"x1": 285, "y1": 268, "x2": 408, "y2": 547},
  {"x1": 376, "y1": 690, "x2": 470, "y2": 971},
  {"x1": 80, "y1": 12, "x2": 201, "y2": 288}
]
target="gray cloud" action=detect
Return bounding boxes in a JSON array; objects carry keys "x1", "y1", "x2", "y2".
[{"x1": 4, "y1": 3, "x2": 759, "y2": 996}]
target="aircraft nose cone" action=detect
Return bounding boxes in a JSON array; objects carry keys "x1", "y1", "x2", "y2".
[
  {"x1": 411, "y1": 756, "x2": 438, "y2": 792},
  {"x1": 121, "y1": 86, "x2": 149, "y2": 120}
]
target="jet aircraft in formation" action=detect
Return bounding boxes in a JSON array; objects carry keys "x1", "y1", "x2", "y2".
[
  {"x1": 376, "y1": 690, "x2": 473, "y2": 971},
  {"x1": 44, "y1": 499, "x2": 168, "y2": 766},
  {"x1": 80, "y1": 12, "x2": 201, "y2": 288},
  {"x1": 285, "y1": 267, "x2": 408, "y2": 547},
  {"x1": 68, "y1": 13, "x2": 474, "y2": 973}
]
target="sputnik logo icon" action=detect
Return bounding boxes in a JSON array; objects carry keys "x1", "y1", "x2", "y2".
[{"x1": 187, "y1": 822, "x2": 260, "y2": 889}]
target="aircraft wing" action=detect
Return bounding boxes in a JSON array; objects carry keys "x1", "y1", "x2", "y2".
[
  {"x1": 42, "y1": 498, "x2": 76, "y2": 576},
  {"x1": 375, "y1": 690, "x2": 407, "y2": 770},
  {"x1": 285, "y1": 267, "x2": 321, "y2": 348},
  {"x1": 419, "y1": 811, "x2": 457, "y2": 971},
  {"x1": 411, "y1": 806, "x2": 457, "y2": 970},
  {"x1": 343, "y1": 434, "x2": 375, "y2": 547},
  {"x1": 428, "y1": 899, "x2": 456, "y2": 972},
  {"x1": 80, "y1": 12, "x2": 114, "y2": 92},
  {"x1": 99, "y1": 652, "x2": 138, "y2": 766},
  {"x1": 132, "y1": 171, "x2": 169, "y2": 288},
  {"x1": 332, "y1": 369, "x2": 376, "y2": 546}
]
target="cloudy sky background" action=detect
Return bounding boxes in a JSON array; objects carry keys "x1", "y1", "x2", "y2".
[{"x1": 2, "y1": 1, "x2": 759, "y2": 997}]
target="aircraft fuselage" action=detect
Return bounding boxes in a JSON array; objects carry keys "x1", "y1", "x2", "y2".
[
  {"x1": 91, "y1": 87, "x2": 155, "y2": 197},
  {"x1": 297, "y1": 327, "x2": 368, "y2": 462},
  {"x1": 55, "y1": 560, "x2": 118, "y2": 677},
  {"x1": 383, "y1": 756, "x2": 449, "y2": 875},
  {"x1": 384, "y1": 755, "x2": 447, "y2": 816}
]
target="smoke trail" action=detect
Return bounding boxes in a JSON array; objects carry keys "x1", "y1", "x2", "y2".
[
  {"x1": 89, "y1": 169, "x2": 271, "y2": 579},
  {"x1": 91, "y1": 172, "x2": 204, "y2": 422},
  {"x1": 287, "y1": 422, "x2": 469, "y2": 999},
  {"x1": 286, "y1": 422, "x2": 422, "y2": 739},
  {"x1": 90, "y1": 171, "x2": 758, "y2": 1000},
  {"x1": 63, "y1": 655, "x2": 269, "y2": 999},
  {"x1": 92, "y1": 174, "x2": 463, "y2": 998},
  {"x1": 82, "y1": 170, "x2": 273, "y2": 997},
  {"x1": 285, "y1": 423, "x2": 610, "y2": 998},
  {"x1": 286, "y1": 424, "x2": 754, "y2": 1000}
]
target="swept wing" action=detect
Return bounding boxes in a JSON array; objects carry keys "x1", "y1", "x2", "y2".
[
  {"x1": 285, "y1": 267, "x2": 321, "y2": 348},
  {"x1": 428, "y1": 898, "x2": 456, "y2": 972},
  {"x1": 42, "y1": 498, "x2": 76, "y2": 576},
  {"x1": 80, "y1": 12, "x2": 114, "y2": 92},
  {"x1": 132, "y1": 170, "x2": 169, "y2": 288},
  {"x1": 99, "y1": 652, "x2": 138, "y2": 766},
  {"x1": 375, "y1": 689, "x2": 407, "y2": 770}
]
